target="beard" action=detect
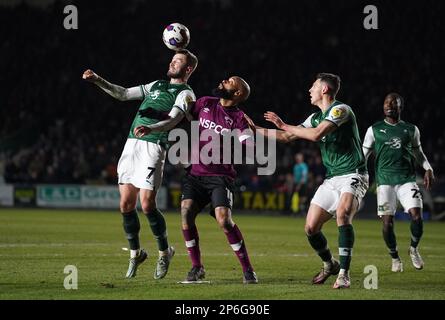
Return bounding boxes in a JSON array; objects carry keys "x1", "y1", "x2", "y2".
[
  {"x1": 385, "y1": 109, "x2": 399, "y2": 119},
  {"x1": 167, "y1": 67, "x2": 186, "y2": 79},
  {"x1": 212, "y1": 86, "x2": 236, "y2": 100}
]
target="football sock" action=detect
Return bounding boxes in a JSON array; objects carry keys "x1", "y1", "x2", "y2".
[
  {"x1": 338, "y1": 224, "x2": 354, "y2": 271},
  {"x1": 122, "y1": 209, "x2": 140, "y2": 251},
  {"x1": 410, "y1": 218, "x2": 423, "y2": 248},
  {"x1": 145, "y1": 208, "x2": 168, "y2": 252},
  {"x1": 130, "y1": 250, "x2": 139, "y2": 259},
  {"x1": 182, "y1": 225, "x2": 202, "y2": 268},
  {"x1": 382, "y1": 220, "x2": 399, "y2": 259},
  {"x1": 307, "y1": 232, "x2": 333, "y2": 262},
  {"x1": 224, "y1": 224, "x2": 253, "y2": 272}
]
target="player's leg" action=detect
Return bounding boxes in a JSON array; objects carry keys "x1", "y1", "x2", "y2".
[
  {"x1": 333, "y1": 192, "x2": 358, "y2": 288},
  {"x1": 214, "y1": 205, "x2": 257, "y2": 284},
  {"x1": 306, "y1": 182, "x2": 340, "y2": 284},
  {"x1": 333, "y1": 173, "x2": 368, "y2": 289},
  {"x1": 377, "y1": 185, "x2": 402, "y2": 272},
  {"x1": 306, "y1": 203, "x2": 340, "y2": 284},
  {"x1": 140, "y1": 188, "x2": 174, "y2": 279},
  {"x1": 181, "y1": 199, "x2": 206, "y2": 281},
  {"x1": 408, "y1": 207, "x2": 424, "y2": 269},
  {"x1": 117, "y1": 139, "x2": 147, "y2": 278},
  {"x1": 399, "y1": 182, "x2": 424, "y2": 269},
  {"x1": 119, "y1": 183, "x2": 147, "y2": 278},
  {"x1": 181, "y1": 174, "x2": 209, "y2": 281},
  {"x1": 134, "y1": 141, "x2": 173, "y2": 279},
  {"x1": 210, "y1": 176, "x2": 257, "y2": 283}
]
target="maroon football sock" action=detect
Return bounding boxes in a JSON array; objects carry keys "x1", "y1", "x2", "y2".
[
  {"x1": 182, "y1": 225, "x2": 202, "y2": 268},
  {"x1": 224, "y1": 224, "x2": 253, "y2": 272}
]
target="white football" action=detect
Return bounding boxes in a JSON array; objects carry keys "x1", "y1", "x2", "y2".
[{"x1": 162, "y1": 23, "x2": 190, "y2": 51}]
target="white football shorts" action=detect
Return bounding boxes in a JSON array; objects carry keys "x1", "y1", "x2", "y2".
[
  {"x1": 117, "y1": 138, "x2": 166, "y2": 191},
  {"x1": 377, "y1": 182, "x2": 422, "y2": 216},
  {"x1": 311, "y1": 172, "x2": 369, "y2": 216}
]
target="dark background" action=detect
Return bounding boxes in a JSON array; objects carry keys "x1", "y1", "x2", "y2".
[{"x1": 1, "y1": 0, "x2": 444, "y2": 210}]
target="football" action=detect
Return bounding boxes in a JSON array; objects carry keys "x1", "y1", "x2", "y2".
[{"x1": 162, "y1": 23, "x2": 190, "y2": 50}]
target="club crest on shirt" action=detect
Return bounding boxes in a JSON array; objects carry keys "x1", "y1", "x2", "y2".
[
  {"x1": 384, "y1": 137, "x2": 402, "y2": 149},
  {"x1": 149, "y1": 90, "x2": 161, "y2": 100},
  {"x1": 224, "y1": 116, "x2": 233, "y2": 126},
  {"x1": 203, "y1": 107, "x2": 210, "y2": 113}
]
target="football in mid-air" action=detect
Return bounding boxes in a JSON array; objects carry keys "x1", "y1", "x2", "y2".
[{"x1": 162, "y1": 23, "x2": 190, "y2": 50}]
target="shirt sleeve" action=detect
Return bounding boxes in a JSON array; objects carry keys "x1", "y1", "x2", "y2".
[
  {"x1": 173, "y1": 89, "x2": 196, "y2": 116},
  {"x1": 300, "y1": 113, "x2": 315, "y2": 128},
  {"x1": 139, "y1": 81, "x2": 157, "y2": 98},
  {"x1": 189, "y1": 97, "x2": 207, "y2": 120},
  {"x1": 411, "y1": 125, "x2": 421, "y2": 148},
  {"x1": 362, "y1": 126, "x2": 375, "y2": 161},
  {"x1": 325, "y1": 104, "x2": 351, "y2": 127},
  {"x1": 236, "y1": 115, "x2": 254, "y2": 144},
  {"x1": 125, "y1": 86, "x2": 144, "y2": 100},
  {"x1": 410, "y1": 126, "x2": 433, "y2": 171},
  {"x1": 362, "y1": 126, "x2": 375, "y2": 149}
]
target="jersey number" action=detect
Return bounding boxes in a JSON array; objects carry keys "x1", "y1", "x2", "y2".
[
  {"x1": 146, "y1": 167, "x2": 156, "y2": 182},
  {"x1": 411, "y1": 188, "x2": 421, "y2": 199}
]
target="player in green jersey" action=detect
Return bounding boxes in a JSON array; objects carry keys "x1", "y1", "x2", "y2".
[
  {"x1": 246, "y1": 73, "x2": 368, "y2": 289},
  {"x1": 82, "y1": 49, "x2": 198, "y2": 280},
  {"x1": 362, "y1": 93, "x2": 434, "y2": 272}
]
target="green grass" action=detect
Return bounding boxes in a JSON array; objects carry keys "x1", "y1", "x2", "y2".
[{"x1": 0, "y1": 208, "x2": 444, "y2": 300}]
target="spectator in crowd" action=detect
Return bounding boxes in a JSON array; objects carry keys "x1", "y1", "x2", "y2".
[{"x1": 292, "y1": 153, "x2": 309, "y2": 214}]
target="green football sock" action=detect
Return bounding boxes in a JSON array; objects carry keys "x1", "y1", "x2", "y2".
[
  {"x1": 307, "y1": 232, "x2": 333, "y2": 262},
  {"x1": 383, "y1": 222, "x2": 399, "y2": 259},
  {"x1": 146, "y1": 208, "x2": 168, "y2": 252},
  {"x1": 410, "y1": 218, "x2": 423, "y2": 248},
  {"x1": 338, "y1": 224, "x2": 354, "y2": 271},
  {"x1": 122, "y1": 209, "x2": 140, "y2": 250}
]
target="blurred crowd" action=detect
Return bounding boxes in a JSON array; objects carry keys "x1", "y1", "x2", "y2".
[{"x1": 1, "y1": 0, "x2": 444, "y2": 199}]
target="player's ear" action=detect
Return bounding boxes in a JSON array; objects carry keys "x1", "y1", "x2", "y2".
[{"x1": 321, "y1": 83, "x2": 329, "y2": 95}]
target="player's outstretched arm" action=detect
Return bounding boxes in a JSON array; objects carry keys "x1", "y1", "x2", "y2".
[
  {"x1": 134, "y1": 105, "x2": 189, "y2": 138},
  {"x1": 412, "y1": 146, "x2": 435, "y2": 190},
  {"x1": 411, "y1": 126, "x2": 435, "y2": 190},
  {"x1": 424, "y1": 169, "x2": 435, "y2": 190},
  {"x1": 244, "y1": 114, "x2": 296, "y2": 143},
  {"x1": 362, "y1": 126, "x2": 375, "y2": 163},
  {"x1": 82, "y1": 69, "x2": 142, "y2": 101},
  {"x1": 264, "y1": 111, "x2": 336, "y2": 142}
]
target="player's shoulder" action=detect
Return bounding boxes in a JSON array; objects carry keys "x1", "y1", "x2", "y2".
[
  {"x1": 327, "y1": 101, "x2": 351, "y2": 122},
  {"x1": 233, "y1": 108, "x2": 248, "y2": 125},
  {"x1": 371, "y1": 120, "x2": 385, "y2": 128},
  {"x1": 399, "y1": 120, "x2": 416, "y2": 129},
  {"x1": 196, "y1": 96, "x2": 219, "y2": 106},
  {"x1": 154, "y1": 79, "x2": 168, "y2": 87},
  {"x1": 331, "y1": 101, "x2": 352, "y2": 114}
]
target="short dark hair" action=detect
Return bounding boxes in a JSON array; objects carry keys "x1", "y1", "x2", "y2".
[
  {"x1": 316, "y1": 73, "x2": 341, "y2": 97},
  {"x1": 176, "y1": 49, "x2": 198, "y2": 72}
]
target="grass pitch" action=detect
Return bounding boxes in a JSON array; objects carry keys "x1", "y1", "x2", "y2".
[{"x1": 0, "y1": 208, "x2": 444, "y2": 300}]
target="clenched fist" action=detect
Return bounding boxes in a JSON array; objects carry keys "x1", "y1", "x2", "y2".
[
  {"x1": 82, "y1": 69, "x2": 99, "y2": 82},
  {"x1": 133, "y1": 125, "x2": 152, "y2": 138}
]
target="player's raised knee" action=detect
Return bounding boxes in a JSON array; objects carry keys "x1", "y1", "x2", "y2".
[
  {"x1": 140, "y1": 196, "x2": 157, "y2": 213},
  {"x1": 304, "y1": 224, "x2": 319, "y2": 236},
  {"x1": 120, "y1": 200, "x2": 136, "y2": 213}
]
